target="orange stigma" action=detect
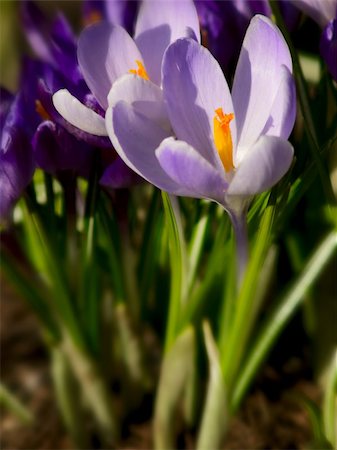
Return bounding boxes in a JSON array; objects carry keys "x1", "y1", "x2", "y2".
[
  {"x1": 129, "y1": 60, "x2": 149, "y2": 80},
  {"x1": 35, "y1": 100, "x2": 51, "y2": 121},
  {"x1": 213, "y1": 108, "x2": 235, "y2": 172}
]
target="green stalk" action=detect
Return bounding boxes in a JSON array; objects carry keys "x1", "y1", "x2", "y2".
[
  {"x1": 1, "y1": 251, "x2": 59, "y2": 340},
  {"x1": 221, "y1": 194, "x2": 277, "y2": 390},
  {"x1": 23, "y1": 197, "x2": 84, "y2": 349},
  {"x1": 0, "y1": 383, "x2": 34, "y2": 425},
  {"x1": 61, "y1": 332, "x2": 119, "y2": 444},
  {"x1": 51, "y1": 347, "x2": 89, "y2": 449},
  {"x1": 196, "y1": 322, "x2": 228, "y2": 450},
  {"x1": 186, "y1": 213, "x2": 209, "y2": 292},
  {"x1": 232, "y1": 230, "x2": 337, "y2": 411},
  {"x1": 154, "y1": 327, "x2": 195, "y2": 449},
  {"x1": 162, "y1": 192, "x2": 187, "y2": 352},
  {"x1": 323, "y1": 348, "x2": 337, "y2": 448}
]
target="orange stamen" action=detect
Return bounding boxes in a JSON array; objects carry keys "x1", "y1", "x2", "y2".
[
  {"x1": 84, "y1": 10, "x2": 102, "y2": 26},
  {"x1": 129, "y1": 60, "x2": 149, "y2": 80},
  {"x1": 213, "y1": 107, "x2": 235, "y2": 172},
  {"x1": 35, "y1": 100, "x2": 51, "y2": 121}
]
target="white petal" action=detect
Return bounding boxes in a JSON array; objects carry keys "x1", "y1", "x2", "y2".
[{"x1": 53, "y1": 89, "x2": 108, "y2": 136}]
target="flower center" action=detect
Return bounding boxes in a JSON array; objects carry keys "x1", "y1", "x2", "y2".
[
  {"x1": 129, "y1": 60, "x2": 149, "y2": 80},
  {"x1": 213, "y1": 108, "x2": 234, "y2": 172}
]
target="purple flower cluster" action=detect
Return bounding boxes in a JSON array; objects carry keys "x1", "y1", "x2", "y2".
[{"x1": 9, "y1": 0, "x2": 337, "y2": 226}]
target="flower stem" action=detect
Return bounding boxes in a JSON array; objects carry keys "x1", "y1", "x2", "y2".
[{"x1": 229, "y1": 211, "x2": 249, "y2": 286}]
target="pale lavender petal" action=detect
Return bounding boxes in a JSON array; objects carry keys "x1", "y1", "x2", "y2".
[
  {"x1": 227, "y1": 135, "x2": 293, "y2": 197},
  {"x1": 134, "y1": 0, "x2": 200, "y2": 85},
  {"x1": 232, "y1": 15, "x2": 292, "y2": 147},
  {"x1": 261, "y1": 65, "x2": 296, "y2": 140},
  {"x1": 291, "y1": 0, "x2": 336, "y2": 27},
  {"x1": 107, "y1": 74, "x2": 170, "y2": 131},
  {"x1": 162, "y1": 38, "x2": 235, "y2": 170},
  {"x1": 78, "y1": 22, "x2": 143, "y2": 109},
  {"x1": 53, "y1": 89, "x2": 108, "y2": 136},
  {"x1": 156, "y1": 137, "x2": 228, "y2": 201},
  {"x1": 106, "y1": 101, "x2": 188, "y2": 194}
]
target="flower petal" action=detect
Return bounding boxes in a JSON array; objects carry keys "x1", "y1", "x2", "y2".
[
  {"x1": 156, "y1": 137, "x2": 228, "y2": 201},
  {"x1": 232, "y1": 15, "x2": 292, "y2": 147},
  {"x1": 227, "y1": 135, "x2": 293, "y2": 197},
  {"x1": 78, "y1": 22, "x2": 143, "y2": 109},
  {"x1": 262, "y1": 65, "x2": 296, "y2": 140},
  {"x1": 320, "y1": 18, "x2": 337, "y2": 81},
  {"x1": 291, "y1": 0, "x2": 336, "y2": 28},
  {"x1": 162, "y1": 38, "x2": 235, "y2": 170},
  {"x1": 106, "y1": 101, "x2": 187, "y2": 194},
  {"x1": 32, "y1": 120, "x2": 93, "y2": 177},
  {"x1": 107, "y1": 74, "x2": 170, "y2": 131},
  {"x1": 53, "y1": 89, "x2": 108, "y2": 136},
  {"x1": 134, "y1": 0, "x2": 200, "y2": 85},
  {"x1": 100, "y1": 156, "x2": 142, "y2": 189}
]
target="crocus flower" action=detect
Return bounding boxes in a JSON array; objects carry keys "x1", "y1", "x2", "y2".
[
  {"x1": 320, "y1": 18, "x2": 337, "y2": 80},
  {"x1": 0, "y1": 60, "x2": 42, "y2": 222},
  {"x1": 21, "y1": 0, "x2": 85, "y2": 89},
  {"x1": 83, "y1": 0, "x2": 139, "y2": 33},
  {"x1": 195, "y1": 0, "x2": 299, "y2": 73},
  {"x1": 290, "y1": 0, "x2": 337, "y2": 80},
  {"x1": 106, "y1": 15, "x2": 296, "y2": 280},
  {"x1": 291, "y1": 0, "x2": 336, "y2": 28},
  {"x1": 52, "y1": 0, "x2": 200, "y2": 186},
  {"x1": 32, "y1": 121, "x2": 94, "y2": 179}
]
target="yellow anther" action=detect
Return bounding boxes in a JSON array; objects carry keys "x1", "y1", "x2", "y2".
[
  {"x1": 213, "y1": 107, "x2": 235, "y2": 172},
  {"x1": 35, "y1": 100, "x2": 51, "y2": 121},
  {"x1": 129, "y1": 60, "x2": 149, "y2": 80}
]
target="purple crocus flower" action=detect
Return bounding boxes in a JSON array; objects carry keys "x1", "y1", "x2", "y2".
[
  {"x1": 0, "y1": 60, "x2": 42, "y2": 222},
  {"x1": 83, "y1": 0, "x2": 139, "y2": 34},
  {"x1": 21, "y1": 0, "x2": 84, "y2": 89},
  {"x1": 195, "y1": 0, "x2": 299, "y2": 73},
  {"x1": 290, "y1": 0, "x2": 336, "y2": 28},
  {"x1": 290, "y1": 0, "x2": 337, "y2": 80},
  {"x1": 105, "y1": 15, "x2": 296, "y2": 281},
  {"x1": 53, "y1": 0, "x2": 200, "y2": 118},
  {"x1": 53, "y1": 0, "x2": 200, "y2": 186},
  {"x1": 320, "y1": 18, "x2": 337, "y2": 80}
]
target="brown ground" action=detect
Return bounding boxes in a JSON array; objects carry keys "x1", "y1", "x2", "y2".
[{"x1": 0, "y1": 278, "x2": 320, "y2": 450}]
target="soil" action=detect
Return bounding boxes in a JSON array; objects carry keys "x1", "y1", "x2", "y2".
[{"x1": 0, "y1": 278, "x2": 321, "y2": 450}]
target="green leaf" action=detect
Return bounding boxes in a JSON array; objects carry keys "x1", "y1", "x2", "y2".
[
  {"x1": 232, "y1": 230, "x2": 337, "y2": 411},
  {"x1": 0, "y1": 383, "x2": 34, "y2": 425},
  {"x1": 221, "y1": 191, "x2": 277, "y2": 390},
  {"x1": 153, "y1": 326, "x2": 195, "y2": 449},
  {"x1": 323, "y1": 349, "x2": 337, "y2": 448},
  {"x1": 1, "y1": 251, "x2": 59, "y2": 341},
  {"x1": 270, "y1": 0, "x2": 336, "y2": 210},
  {"x1": 196, "y1": 321, "x2": 228, "y2": 450},
  {"x1": 162, "y1": 192, "x2": 187, "y2": 352}
]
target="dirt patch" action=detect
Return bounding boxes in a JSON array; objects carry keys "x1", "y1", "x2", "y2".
[{"x1": 1, "y1": 279, "x2": 319, "y2": 449}]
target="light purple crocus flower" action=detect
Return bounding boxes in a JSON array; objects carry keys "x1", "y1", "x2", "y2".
[
  {"x1": 290, "y1": 0, "x2": 337, "y2": 80},
  {"x1": 53, "y1": 0, "x2": 200, "y2": 186},
  {"x1": 106, "y1": 15, "x2": 296, "y2": 281},
  {"x1": 53, "y1": 0, "x2": 200, "y2": 133}
]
